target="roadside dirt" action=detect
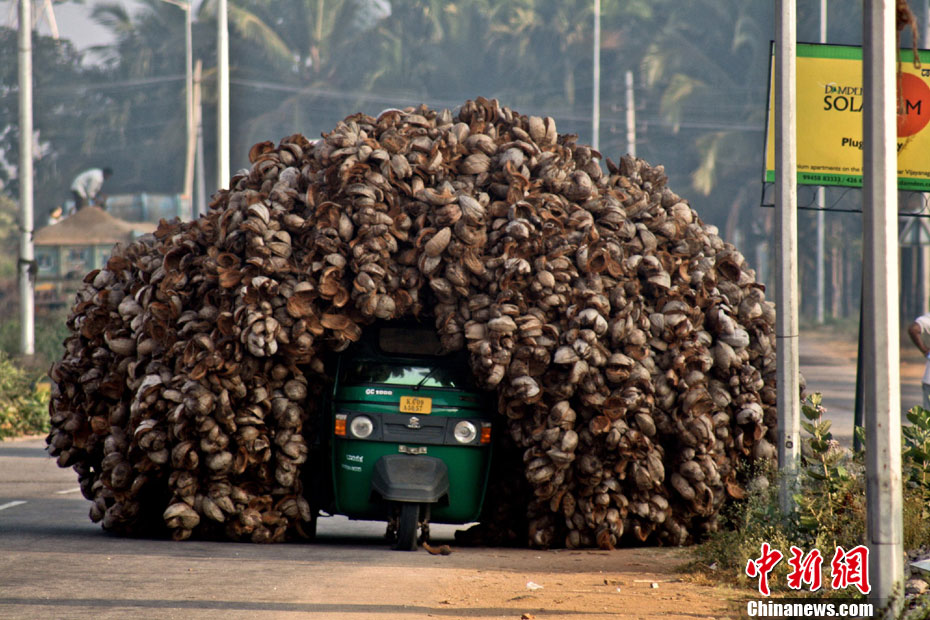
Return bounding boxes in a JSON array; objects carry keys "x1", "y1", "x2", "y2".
[{"x1": 420, "y1": 546, "x2": 740, "y2": 619}]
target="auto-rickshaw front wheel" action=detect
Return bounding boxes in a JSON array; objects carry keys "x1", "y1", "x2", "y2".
[{"x1": 393, "y1": 502, "x2": 420, "y2": 551}]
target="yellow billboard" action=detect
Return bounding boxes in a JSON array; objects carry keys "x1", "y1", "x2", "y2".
[{"x1": 764, "y1": 43, "x2": 930, "y2": 190}]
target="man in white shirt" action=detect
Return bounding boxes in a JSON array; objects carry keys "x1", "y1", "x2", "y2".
[
  {"x1": 907, "y1": 312, "x2": 930, "y2": 410},
  {"x1": 69, "y1": 167, "x2": 112, "y2": 212}
]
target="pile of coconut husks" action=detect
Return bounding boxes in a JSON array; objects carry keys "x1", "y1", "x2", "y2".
[{"x1": 47, "y1": 98, "x2": 776, "y2": 548}]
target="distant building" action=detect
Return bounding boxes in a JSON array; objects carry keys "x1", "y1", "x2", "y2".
[{"x1": 34, "y1": 206, "x2": 156, "y2": 305}]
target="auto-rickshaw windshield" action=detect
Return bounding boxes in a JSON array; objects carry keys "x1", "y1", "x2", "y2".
[{"x1": 341, "y1": 361, "x2": 474, "y2": 390}]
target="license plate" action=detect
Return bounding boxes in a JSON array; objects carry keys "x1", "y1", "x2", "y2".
[{"x1": 399, "y1": 395, "x2": 432, "y2": 414}]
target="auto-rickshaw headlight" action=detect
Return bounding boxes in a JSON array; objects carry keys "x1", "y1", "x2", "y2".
[
  {"x1": 453, "y1": 420, "x2": 478, "y2": 444},
  {"x1": 349, "y1": 415, "x2": 374, "y2": 439}
]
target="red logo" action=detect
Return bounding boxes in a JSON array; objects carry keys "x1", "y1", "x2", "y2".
[
  {"x1": 897, "y1": 72, "x2": 930, "y2": 137},
  {"x1": 746, "y1": 543, "x2": 784, "y2": 596},
  {"x1": 786, "y1": 546, "x2": 824, "y2": 591},
  {"x1": 830, "y1": 545, "x2": 871, "y2": 595}
]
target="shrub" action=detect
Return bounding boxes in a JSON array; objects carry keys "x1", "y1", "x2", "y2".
[
  {"x1": 0, "y1": 352, "x2": 50, "y2": 439},
  {"x1": 691, "y1": 394, "x2": 930, "y2": 603}
]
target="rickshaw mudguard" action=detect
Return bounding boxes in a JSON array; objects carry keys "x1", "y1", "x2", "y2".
[{"x1": 371, "y1": 454, "x2": 450, "y2": 503}]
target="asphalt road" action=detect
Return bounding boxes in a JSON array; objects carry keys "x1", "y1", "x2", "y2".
[{"x1": 798, "y1": 331, "x2": 924, "y2": 444}]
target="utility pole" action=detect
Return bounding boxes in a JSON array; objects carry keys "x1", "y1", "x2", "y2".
[
  {"x1": 775, "y1": 0, "x2": 800, "y2": 513},
  {"x1": 182, "y1": 1, "x2": 194, "y2": 202},
  {"x1": 18, "y1": 0, "x2": 34, "y2": 357},
  {"x1": 862, "y1": 0, "x2": 903, "y2": 608},
  {"x1": 625, "y1": 70, "x2": 636, "y2": 157},
  {"x1": 815, "y1": 0, "x2": 827, "y2": 324},
  {"x1": 591, "y1": 0, "x2": 600, "y2": 151},
  {"x1": 217, "y1": 0, "x2": 230, "y2": 188}
]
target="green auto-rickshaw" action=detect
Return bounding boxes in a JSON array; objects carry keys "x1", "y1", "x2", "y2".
[{"x1": 317, "y1": 324, "x2": 494, "y2": 550}]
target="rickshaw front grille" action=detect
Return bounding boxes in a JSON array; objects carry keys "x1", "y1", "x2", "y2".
[{"x1": 382, "y1": 421, "x2": 445, "y2": 444}]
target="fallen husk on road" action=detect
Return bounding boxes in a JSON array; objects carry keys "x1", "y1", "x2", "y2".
[{"x1": 46, "y1": 98, "x2": 777, "y2": 548}]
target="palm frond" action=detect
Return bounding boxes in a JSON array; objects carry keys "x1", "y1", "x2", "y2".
[
  {"x1": 691, "y1": 131, "x2": 727, "y2": 195},
  {"x1": 227, "y1": 5, "x2": 293, "y2": 68},
  {"x1": 91, "y1": 2, "x2": 134, "y2": 35}
]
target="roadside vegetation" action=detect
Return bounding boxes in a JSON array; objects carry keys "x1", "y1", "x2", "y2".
[
  {"x1": 0, "y1": 194, "x2": 58, "y2": 439},
  {"x1": 0, "y1": 308, "x2": 66, "y2": 441},
  {"x1": 0, "y1": 351, "x2": 50, "y2": 440},
  {"x1": 691, "y1": 394, "x2": 930, "y2": 616},
  {"x1": 0, "y1": 308, "x2": 65, "y2": 442}
]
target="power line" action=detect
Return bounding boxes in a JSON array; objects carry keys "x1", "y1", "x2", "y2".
[{"x1": 36, "y1": 74, "x2": 185, "y2": 93}]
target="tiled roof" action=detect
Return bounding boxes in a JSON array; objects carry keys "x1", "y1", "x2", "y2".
[{"x1": 34, "y1": 206, "x2": 157, "y2": 246}]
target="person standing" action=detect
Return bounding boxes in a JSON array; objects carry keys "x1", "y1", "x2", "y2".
[
  {"x1": 907, "y1": 312, "x2": 930, "y2": 410},
  {"x1": 69, "y1": 167, "x2": 112, "y2": 212}
]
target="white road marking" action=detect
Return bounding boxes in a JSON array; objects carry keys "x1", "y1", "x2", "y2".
[
  {"x1": 0, "y1": 501, "x2": 26, "y2": 512},
  {"x1": 54, "y1": 487, "x2": 81, "y2": 495}
]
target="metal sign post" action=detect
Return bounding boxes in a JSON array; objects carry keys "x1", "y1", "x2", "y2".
[{"x1": 815, "y1": 0, "x2": 827, "y2": 324}]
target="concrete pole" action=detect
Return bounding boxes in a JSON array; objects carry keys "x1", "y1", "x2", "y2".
[
  {"x1": 862, "y1": 0, "x2": 903, "y2": 607},
  {"x1": 775, "y1": 0, "x2": 800, "y2": 514},
  {"x1": 18, "y1": 0, "x2": 34, "y2": 357},
  {"x1": 591, "y1": 0, "x2": 600, "y2": 152},
  {"x1": 217, "y1": 0, "x2": 230, "y2": 188},
  {"x1": 625, "y1": 70, "x2": 636, "y2": 157},
  {"x1": 815, "y1": 0, "x2": 826, "y2": 324},
  {"x1": 182, "y1": 1, "x2": 194, "y2": 201}
]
